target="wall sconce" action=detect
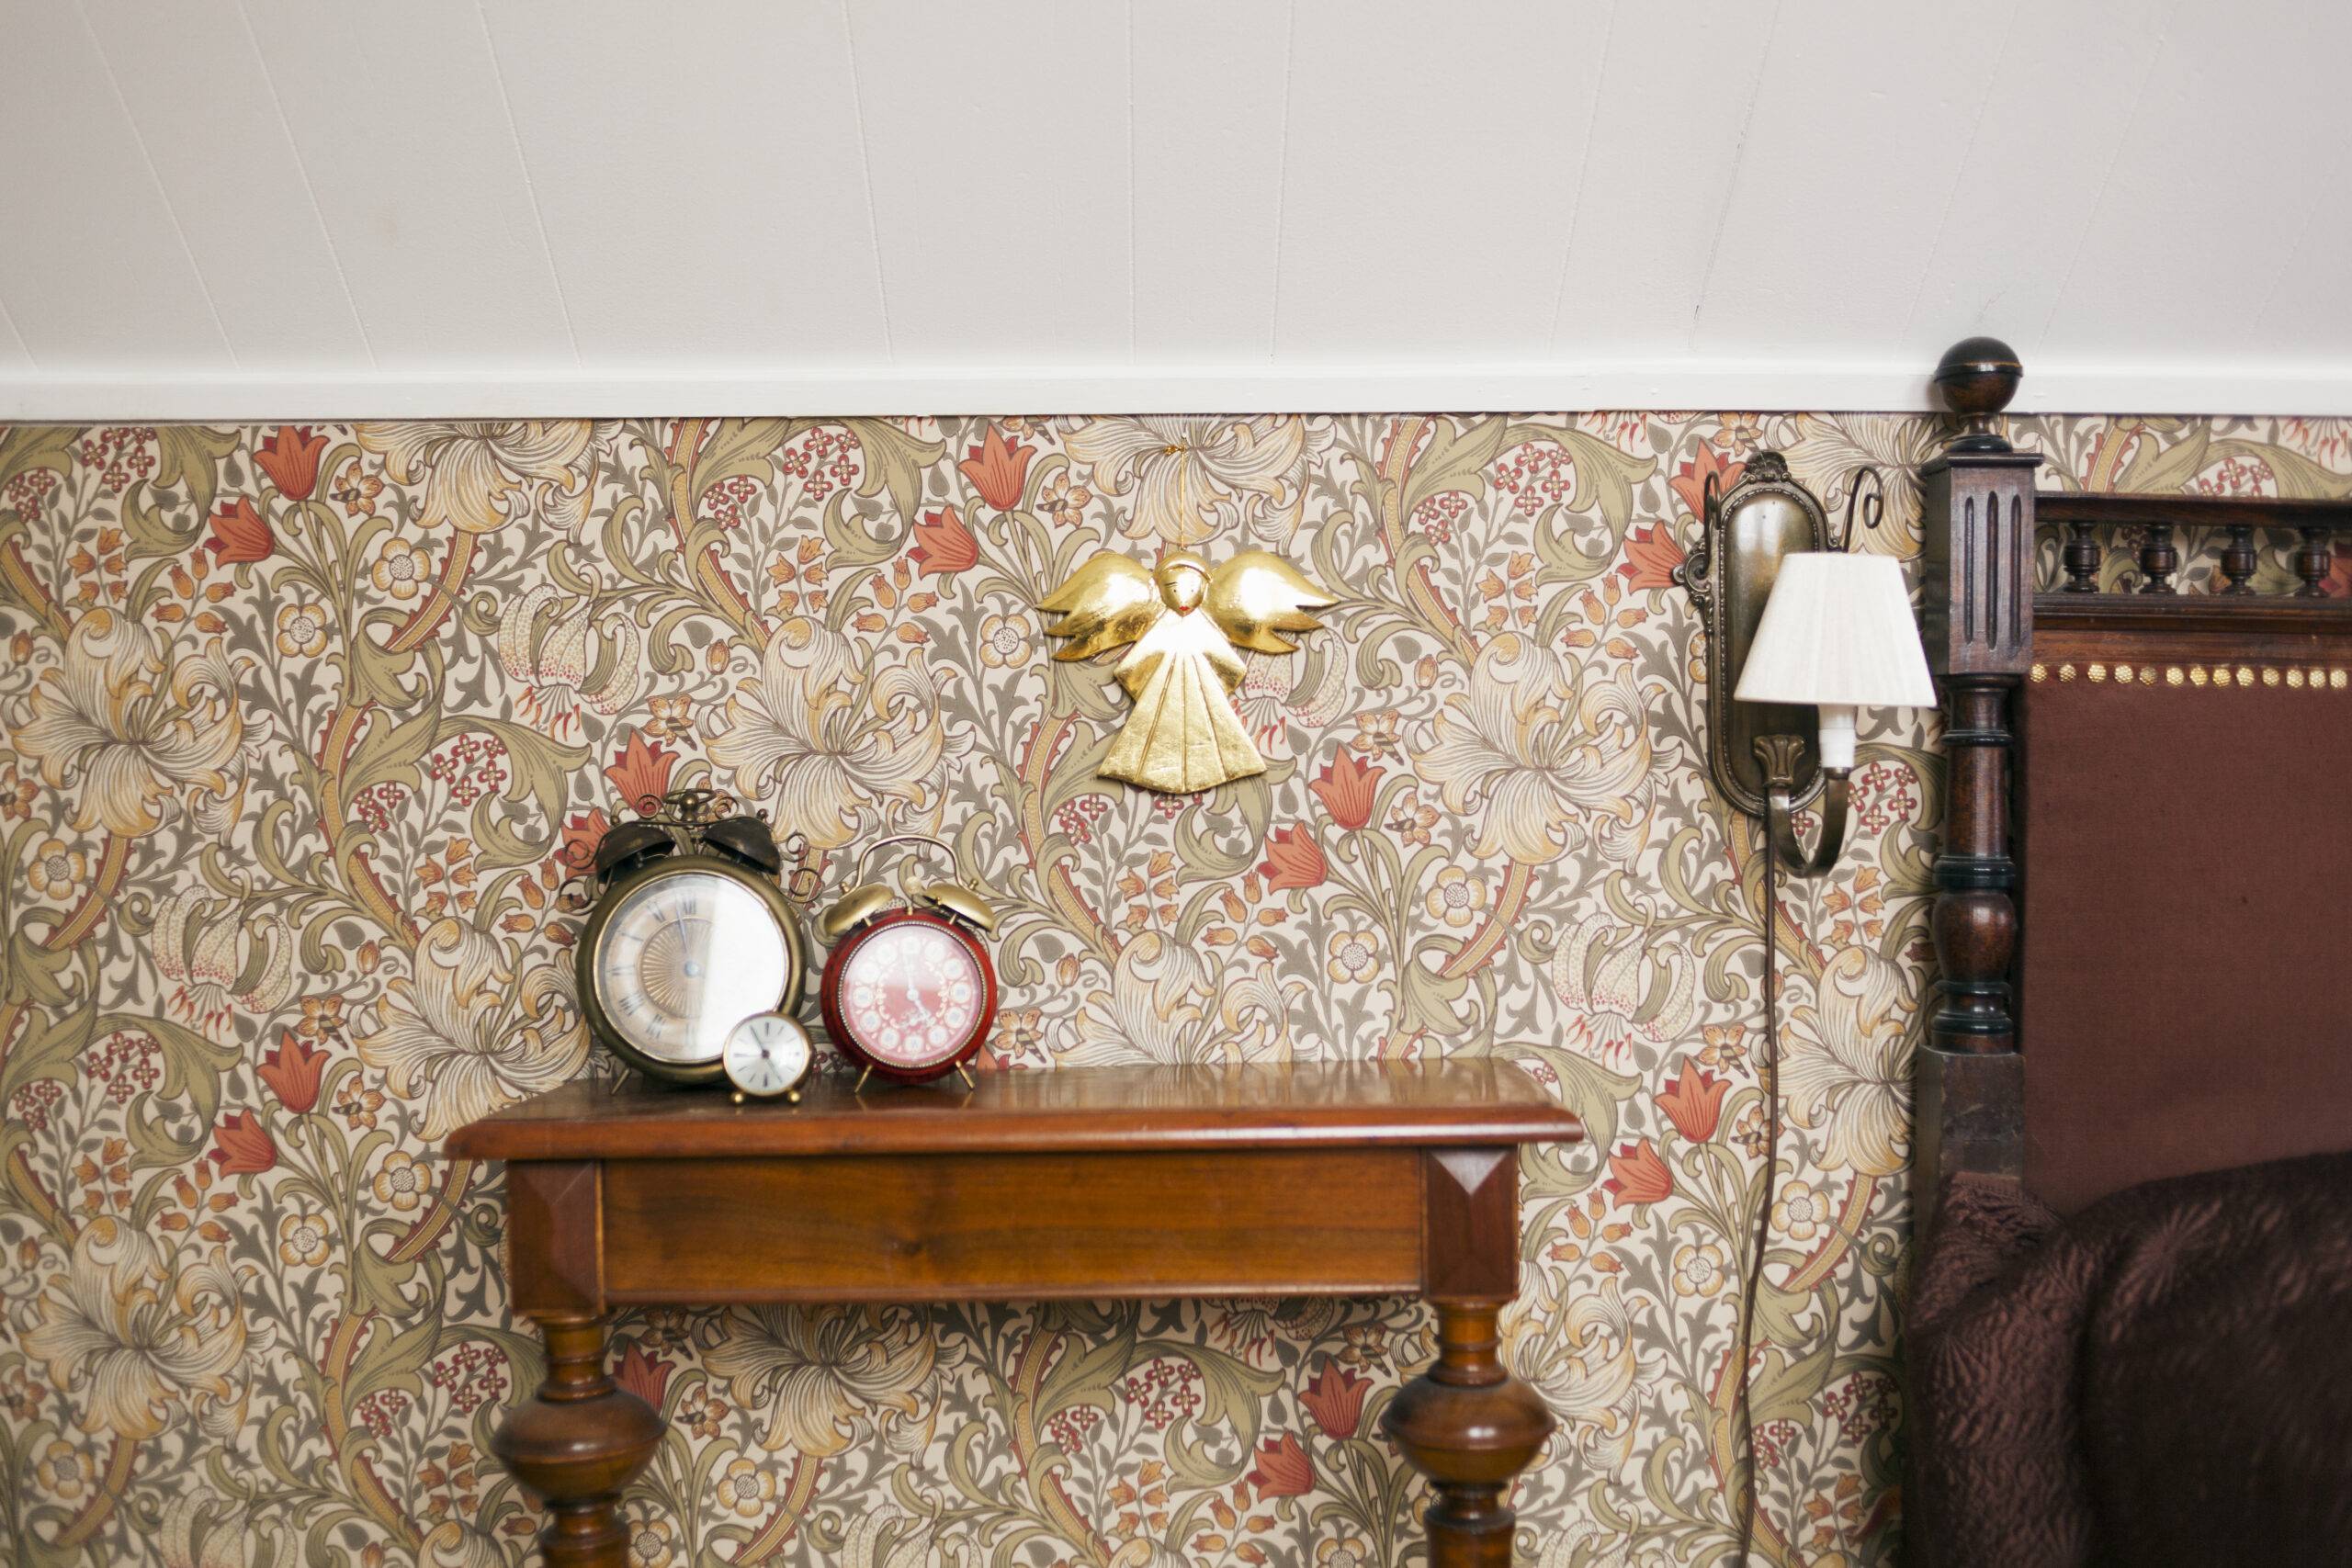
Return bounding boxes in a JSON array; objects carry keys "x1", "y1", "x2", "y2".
[
  {"x1": 1677, "y1": 453, "x2": 1942, "y2": 1551},
  {"x1": 1676, "y1": 453, "x2": 1938, "y2": 876}
]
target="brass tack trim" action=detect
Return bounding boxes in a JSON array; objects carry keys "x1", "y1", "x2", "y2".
[
  {"x1": 2056, "y1": 665, "x2": 2348, "y2": 693},
  {"x1": 2030, "y1": 662, "x2": 2048, "y2": 682}
]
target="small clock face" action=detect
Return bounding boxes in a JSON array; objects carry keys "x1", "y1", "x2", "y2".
[
  {"x1": 723, "y1": 1012, "x2": 812, "y2": 1099},
  {"x1": 834, "y1": 919, "x2": 987, "y2": 1075},
  {"x1": 590, "y1": 866, "x2": 795, "y2": 1068}
]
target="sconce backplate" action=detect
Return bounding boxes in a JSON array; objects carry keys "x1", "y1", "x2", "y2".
[{"x1": 1673, "y1": 450, "x2": 1829, "y2": 819}]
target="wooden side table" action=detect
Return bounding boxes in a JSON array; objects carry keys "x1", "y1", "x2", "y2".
[{"x1": 446, "y1": 1059, "x2": 1582, "y2": 1567}]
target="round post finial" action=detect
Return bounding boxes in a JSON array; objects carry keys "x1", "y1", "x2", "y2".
[{"x1": 1933, "y1": 336, "x2": 2023, "y2": 452}]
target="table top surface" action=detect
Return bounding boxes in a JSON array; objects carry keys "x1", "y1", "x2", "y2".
[{"x1": 444, "y1": 1057, "x2": 1582, "y2": 1163}]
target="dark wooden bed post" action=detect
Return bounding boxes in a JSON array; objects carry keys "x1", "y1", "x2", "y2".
[{"x1": 1914, "y1": 339, "x2": 2038, "y2": 1225}]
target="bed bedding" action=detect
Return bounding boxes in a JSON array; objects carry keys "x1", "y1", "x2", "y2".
[{"x1": 1905, "y1": 1151, "x2": 2352, "y2": 1568}]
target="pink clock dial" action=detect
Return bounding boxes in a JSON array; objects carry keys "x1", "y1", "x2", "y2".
[{"x1": 838, "y1": 921, "x2": 984, "y2": 1070}]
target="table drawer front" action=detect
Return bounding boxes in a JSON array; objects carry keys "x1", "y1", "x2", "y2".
[{"x1": 600, "y1": 1149, "x2": 1423, "y2": 1302}]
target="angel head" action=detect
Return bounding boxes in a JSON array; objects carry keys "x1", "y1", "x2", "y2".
[{"x1": 1155, "y1": 550, "x2": 1210, "y2": 613}]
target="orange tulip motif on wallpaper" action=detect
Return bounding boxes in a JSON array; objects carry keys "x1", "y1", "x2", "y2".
[{"x1": 0, "y1": 410, "x2": 2346, "y2": 1565}]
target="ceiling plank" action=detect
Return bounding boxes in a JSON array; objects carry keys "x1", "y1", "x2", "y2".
[
  {"x1": 1692, "y1": 0, "x2": 2018, "y2": 356},
  {"x1": 0, "y1": 0, "x2": 233, "y2": 367},
  {"x1": 2040, "y1": 1, "x2": 2347, "y2": 367},
  {"x1": 83, "y1": 0, "x2": 374, "y2": 367},
  {"x1": 1131, "y1": 0, "x2": 1295, "y2": 361},
  {"x1": 1275, "y1": 0, "x2": 1612, "y2": 360},
  {"x1": 847, "y1": 0, "x2": 1130, "y2": 363},
  {"x1": 481, "y1": 0, "x2": 888, "y2": 365},
  {"x1": 1551, "y1": 0, "x2": 1781, "y2": 357},
  {"x1": 0, "y1": 290, "x2": 34, "y2": 372},
  {"x1": 1904, "y1": 0, "x2": 2173, "y2": 363},
  {"x1": 238, "y1": 0, "x2": 576, "y2": 367},
  {"x1": 2249, "y1": 186, "x2": 2352, "y2": 371}
]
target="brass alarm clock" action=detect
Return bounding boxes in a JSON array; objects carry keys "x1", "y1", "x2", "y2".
[
  {"x1": 574, "y1": 790, "x2": 808, "y2": 1085},
  {"x1": 817, "y1": 834, "x2": 1000, "y2": 1088}
]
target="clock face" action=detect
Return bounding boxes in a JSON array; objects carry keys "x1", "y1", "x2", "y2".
[
  {"x1": 723, "y1": 1012, "x2": 812, "y2": 1098},
  {"x1": 590, "y1": 867, "x2": 794, "y2": 1067},
  {"x1": 835, "y1": 919, "x2": 986, "y2": 1073}
]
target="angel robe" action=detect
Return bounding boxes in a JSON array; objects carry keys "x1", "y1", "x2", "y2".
[{"x1": 1102, "y1": 607, "x2": 1264, "y2": 793}]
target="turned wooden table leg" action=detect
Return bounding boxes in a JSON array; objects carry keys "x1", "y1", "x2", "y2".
[
  {"x1": 1385, "y1": 1298, "x2": 1554, "y2": 1567},
  {"x1": 1386, "y1": 1148, "x2": 1553, "y2": 1567},
  {"x1": 492, "y1": 1313, "x2": 665, "y2": 1568}
]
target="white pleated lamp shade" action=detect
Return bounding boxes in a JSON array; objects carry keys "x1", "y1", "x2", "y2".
[{"x1": 1734, "y1": 552, "x2": 1937, "y2": 771}]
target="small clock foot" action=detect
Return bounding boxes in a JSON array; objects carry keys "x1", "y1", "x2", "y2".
[{"x1": 493, "y1": 1314, "x2": 664, "y2": 1568}]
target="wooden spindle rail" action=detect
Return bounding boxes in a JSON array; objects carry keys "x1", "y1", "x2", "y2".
[
  {"x1": 2219, "y1": 524, "x2": 2258, "y2": 594},
  {"x1": 2137, "y1": 521, "x2": 2178, "y2": 593},
  {"x1": 2035, "y1": 491, "x2": 2352, "y2": 600},
  {"x1": 2063, "y1": 519, "x2": 2102, "y2": 592},
  {"x1": 2298, "y1": 526, "x2": 2335, "y2": 596}
]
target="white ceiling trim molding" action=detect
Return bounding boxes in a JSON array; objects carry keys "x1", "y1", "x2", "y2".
[{"x1": 4, "y1": 359, "x2": 2351, "y2": 422}]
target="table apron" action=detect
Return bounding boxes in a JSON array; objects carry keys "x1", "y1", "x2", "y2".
[{"x1": 558, "y1": 1147, "x2": 1432, "y2": 1304}]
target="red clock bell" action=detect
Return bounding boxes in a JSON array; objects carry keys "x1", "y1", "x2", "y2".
[{"x1": 816, "y1": 834, "x2": 1000, "y2": 1087}]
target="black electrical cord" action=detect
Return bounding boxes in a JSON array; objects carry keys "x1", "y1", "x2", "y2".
[{"x1": 1734, "y1": 825, "x2": 1787, "y2": 1567}]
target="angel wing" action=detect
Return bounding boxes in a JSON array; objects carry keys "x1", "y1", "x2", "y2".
[
  {"x1": 1039, "y1": 551, "x2": 1163, "y2": 660},
  {"x1": 1204, "y1": 549, "x2": 1336, "y2": 655}
]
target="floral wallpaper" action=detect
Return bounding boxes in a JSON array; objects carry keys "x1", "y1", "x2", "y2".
[{"x1": 0, "y1": 410, "x2": 2346, "y2": 1568}]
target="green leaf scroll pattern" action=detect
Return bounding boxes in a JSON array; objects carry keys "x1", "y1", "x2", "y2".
[{"x1": 0, "y1": 410, "x2": 2343, "y2": 1565}]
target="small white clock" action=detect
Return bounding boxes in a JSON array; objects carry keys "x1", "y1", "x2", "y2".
[{"x1": 721, "y1": 1011, "x2": 814, "y2": 1105}]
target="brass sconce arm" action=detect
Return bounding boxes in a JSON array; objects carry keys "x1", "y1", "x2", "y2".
[{"x1": 1755, "y1": 734, "x2": 1850, "y2": 877}]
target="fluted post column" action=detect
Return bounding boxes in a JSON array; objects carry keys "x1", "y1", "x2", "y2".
[{"x1": 1915, "y1": 339, "x2": 2039, "y2": 1223}]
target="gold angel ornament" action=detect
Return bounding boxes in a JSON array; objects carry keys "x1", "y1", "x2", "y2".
[{"x1": 1041, "y1": 548, "x2": 1335, "y2": 793}]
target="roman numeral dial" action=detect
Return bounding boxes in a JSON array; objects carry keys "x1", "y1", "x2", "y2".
[{"x1": 582, "y1": 859, "x2": 803, "y2": 1078}]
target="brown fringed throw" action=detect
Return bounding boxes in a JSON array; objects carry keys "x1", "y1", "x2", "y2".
[{"x1": 1907, "y1": 1151, "x2": 2352, "y2": 1568}]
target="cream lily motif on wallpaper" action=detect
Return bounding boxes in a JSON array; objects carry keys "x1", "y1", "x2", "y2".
[{"x1": 0, "y1": 410, "x2": 2346, "y2": 1567}]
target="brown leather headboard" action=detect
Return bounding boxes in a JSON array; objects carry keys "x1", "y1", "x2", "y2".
[
  {"x1": 2018, "y1": 656, "x2": 2352, "y2": 1213},
  {"x1": 1908, "y1": 429, "x2": 2352, "y2": 1226}
]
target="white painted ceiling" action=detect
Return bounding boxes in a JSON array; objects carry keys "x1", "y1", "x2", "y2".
[{"x1": 3, "y1": 0, "x2": 2347, "y2": 419}]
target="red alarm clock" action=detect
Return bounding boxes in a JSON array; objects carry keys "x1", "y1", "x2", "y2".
[{"x1": 817, "y1": 835, "x2": 1000, "y2": 1086}]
